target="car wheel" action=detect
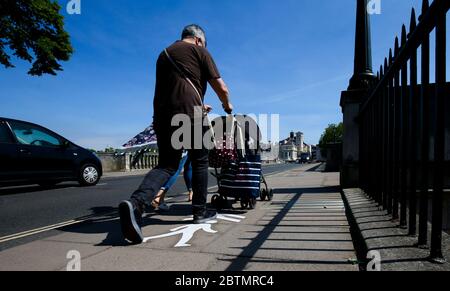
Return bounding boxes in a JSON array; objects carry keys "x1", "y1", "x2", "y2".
[{"x1": 79, "y1": 164, "x2": 100, "y2": 186}]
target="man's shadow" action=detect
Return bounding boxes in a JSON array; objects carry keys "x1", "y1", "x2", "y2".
[
  {"x1": 60, "y1": 206, "x2": 191, "y2": 247},
  {"x1": 62, "y1": 202, "x2": 248, "y2": 247}
]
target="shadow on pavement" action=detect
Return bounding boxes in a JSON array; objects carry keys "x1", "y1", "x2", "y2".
[
  {"x1": 305, "y1": 163, "x2": 325, "y2": 172},
  {"x1": 225, "y1": 191, "x2": 303, "y2": 271},
  {"x1": 223, "y1": 186, "x2": 358, "y2": 271},
  {"x1": 57, "y1": 204, "x2": 248, "y2": 248},
  {"x1": 272, "y1": 186, "x2": 339, "y2": 195},
  {"x1": 221, "y1": 257, "x2": 354, "y2": 266},
  {"x1": 52, "y1": 206, "x2": 125, "y2": 247},
  {"x1": 56, "y1": 205, "x2": 193, "y2": 247}
]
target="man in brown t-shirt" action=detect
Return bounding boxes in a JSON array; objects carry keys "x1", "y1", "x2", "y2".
[{"x1": 119, "y1": 24, "x2": 233, "y2": 244}]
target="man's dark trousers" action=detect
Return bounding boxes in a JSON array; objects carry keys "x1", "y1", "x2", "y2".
[{"x1": 130, "y1": 121, "x2": 209, "y2": 216}]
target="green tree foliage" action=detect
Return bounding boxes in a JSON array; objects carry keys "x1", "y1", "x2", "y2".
[
  {"x1": 319, "y1": 123, "x2": 343, "y2": 147},
  {"x1": 0, "y1": 0, "x2": 73, "y2": 75},
  {"x1": 104, "y1": 147, "x2": 116, "y2": 154}
]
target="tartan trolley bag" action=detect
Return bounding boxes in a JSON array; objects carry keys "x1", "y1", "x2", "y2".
[
  {"x1": 216, "y1": 154, "x2": 262, "y2": 210},
  {"x1": 209, "y1": 115, "x2": 273, "y2": 210}
]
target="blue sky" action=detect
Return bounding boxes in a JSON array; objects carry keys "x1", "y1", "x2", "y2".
[{"x1": 1, "y1": 0, "x2": 446, "y2": 150}]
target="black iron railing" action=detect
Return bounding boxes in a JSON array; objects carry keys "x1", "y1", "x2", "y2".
[{"x1": 357, "y1": 0, "x2": 449, "y2": 263}]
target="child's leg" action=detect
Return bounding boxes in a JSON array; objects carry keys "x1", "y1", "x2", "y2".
[{"x1": 184, "y1": 158, "x2": 193, "y2": 201}]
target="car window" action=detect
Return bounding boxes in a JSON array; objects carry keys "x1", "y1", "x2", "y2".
[
  {"x1": 0, "y1": 122, "x2": 14, "y2": 144},
  {"x1": 9, "y1": 121, "x2": 61, "y2": 147}
]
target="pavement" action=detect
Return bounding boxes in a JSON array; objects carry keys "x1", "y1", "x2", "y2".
[
  {"x1": 343, "y1": 188, "x2": 450, "y2": 271},
  {"x1": 0, "y1": 163, "x2": 359, "y2": 271}
]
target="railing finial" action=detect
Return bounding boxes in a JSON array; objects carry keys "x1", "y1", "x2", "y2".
[
  {"x1": 394, "y1": 37, "x2": 400, "y2": 57},
  {"x1": 420, "y1": 0, "x2": 430, "y2": 22},
  {"x1": 401, "y1": 25, "x2": 407, "y2": 46},
  {"x1": 410, "y1": 8, "x2": 417, "y2": 33}
]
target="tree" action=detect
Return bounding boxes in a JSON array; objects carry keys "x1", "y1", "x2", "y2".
[
  {"x1": 104, "y1": 147, "x2": 117, "y2": 154},
  {"x1": 0, "y1": 0, "x2": 73, "y2": 76},
  {"x1": 319, "y1": 123, "x2": 343, "y2": 149}
]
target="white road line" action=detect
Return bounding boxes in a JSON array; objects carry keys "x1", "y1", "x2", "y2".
[
  {"x1": 0, "y1": 220, "x2": 84, "y2": 244},
  {"x1": 0, "y1": 212, "x2": 116, "y2": 244}
]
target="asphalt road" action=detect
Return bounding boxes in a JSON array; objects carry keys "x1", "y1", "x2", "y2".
[{"x1": 0, "y1": 163, "x2": 305, "y2": 250}]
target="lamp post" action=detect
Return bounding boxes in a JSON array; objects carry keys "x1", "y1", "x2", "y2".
[
  {"x1": 349, "y1": 0, "x2": 376, "y2": 90},
  {"x1": 340, "y1": 0, "x2": 376, "y2": 188}
]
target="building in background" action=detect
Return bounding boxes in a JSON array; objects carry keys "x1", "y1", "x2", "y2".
[
  {"x1": 279, "y1": 131, "x2": 312, "y2": 163},
  {"x1": 261, "y1": 141, "x2": 280, "y2": 163}
]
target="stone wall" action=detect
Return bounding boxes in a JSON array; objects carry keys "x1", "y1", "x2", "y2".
[
  {"x1": 98, "y1": 152, "x2": 158, "y2": 172},
  {"x1": 98, "y1": 153, "x2": 127, "y2": 172}
]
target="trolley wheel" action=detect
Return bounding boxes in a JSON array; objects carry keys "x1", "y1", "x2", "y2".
[
  {"x1": 240, "y1": 199, "x2": 249, "y2": 210},
  {"x1": 220, "y1": 196, "x2": 228, "y2": 209},
  {"x1": 267, "y1": 189, "x2": 274, "y2": 201},
  {"x1": 260, "y1": 189, "x2": 267, "y2": 201},
  {"x1": 249, "y1": 198, "x2": 257, "y2": 210},
  {"x1": 211, "y1": 195, "x2": 221, "y2": 210}
]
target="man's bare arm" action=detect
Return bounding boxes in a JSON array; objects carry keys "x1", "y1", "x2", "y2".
[{"x1": 209, "y1": 78, "x2": 233, "y2": 114}]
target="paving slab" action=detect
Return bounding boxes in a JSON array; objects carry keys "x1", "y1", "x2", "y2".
[
  {"x1": 75, "y1": 247, "x2": 220, "y2": 271},
  {"x1": 0, "y1": 240, "x2": 110, "y2": 271}
]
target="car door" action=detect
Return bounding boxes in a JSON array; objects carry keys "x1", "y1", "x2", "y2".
[
  {"x1": 7, "y1": 121, "x2": 74, "y2": 181},
  {"x1": 0, "y1": 121, "x2": 20, "y2": 183}
]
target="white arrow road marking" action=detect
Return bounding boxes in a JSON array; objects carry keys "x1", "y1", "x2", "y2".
[
  {"x1": 144, "y1": 214, "x2": 246, "y2": 247},
  {"x1": 182, "y1": 214, "x2": 246, "y2": 223},
  {"x1": 143, "y1": 224, "x2": 217, "y2": 247},
  {"x1": 216, "y1": 214, "x2": 246, "y2": 223}
]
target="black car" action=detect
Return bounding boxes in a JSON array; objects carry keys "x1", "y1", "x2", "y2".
[
  {"x1": 0, "y1": 117, "x2": 103, "y2": 188},
  {"x1": 299, "y1": 153, "x2": 312, "y2": 164}
]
